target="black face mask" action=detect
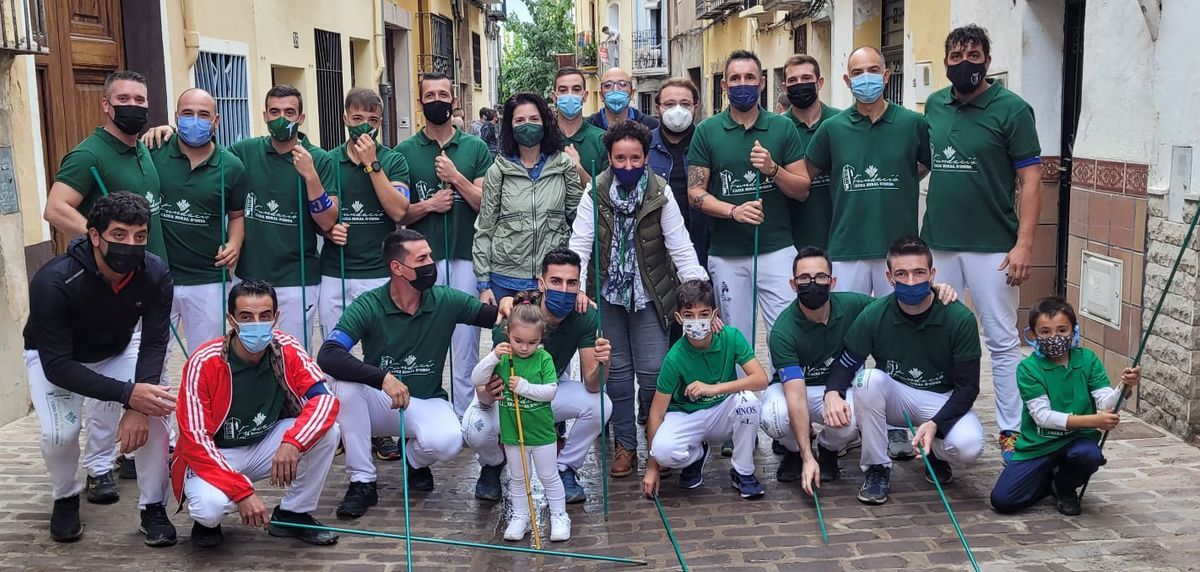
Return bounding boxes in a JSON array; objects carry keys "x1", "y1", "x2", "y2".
[
  {"x1": 422, "y1": 100, "x2": 453, "y2": 126},
  {"x1": 99, "y1": 237, "x2": 145, "y2": 274},
  {"x1": 405, "y1": 262, "x2": 438, "y2": 291},
  {"x1": 796, "y1": 282, "x2": 831, "y2": 310},
  {"x1": 786, "y1": 82, "x2": 819, "y2": 109},
  {"x1": 947, "y1": 60, "x2": 987, "y2": 95},
  {"x1": 109, "y1": 104, "x2": 149, "y2": 135}
]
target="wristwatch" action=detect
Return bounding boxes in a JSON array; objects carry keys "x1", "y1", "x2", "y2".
[{"x1": 364, "y1": 160, "x2": 382, "y2": 174}]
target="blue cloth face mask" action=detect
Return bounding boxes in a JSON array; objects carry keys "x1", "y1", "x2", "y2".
[
  {"x1": 544, "y1": 288, "x2": 577, "y2": 318},
  {"x1": 604, "y1": 90, "x2": 630, "y2": 114},
  {"x1": 850, "y1": 72, "x2": 886, "y2": 103},
  {"x1": 893, "y1": 280, "x2": 932, "y2": 305},
  {"x1": 237, "y1": 321, "x2": 274, "y2": 353},
  {"x1": 613, "y1": 166, "x2": 645, "y2": 188},
  {"x1": 556, "y1": 94, "x2": 583, "y2": 119},
  {"x1": 177, "y1": 115, "x2": 214, "y2": 147},
  {"x1": 727, "y1": 84, "x2": 761, "y2": 112}
]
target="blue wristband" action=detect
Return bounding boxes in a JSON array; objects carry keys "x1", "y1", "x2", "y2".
[
  {"x1": 308, "y1": 192, "x2": 333, "y2": 213},
  {"x1": 393, "y1": 182, "x2": 411, "y2": 199},
  {"x1": 476, "y1": 281, "x2": 491, "y2": 293},
  {"x1": 778, "y1": 365, "x2": 805, "y2": 384}
]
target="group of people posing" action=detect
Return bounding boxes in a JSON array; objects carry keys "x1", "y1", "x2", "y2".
[{"x1": 24, "y1": 23, "x2": 1139, "y2": 551}]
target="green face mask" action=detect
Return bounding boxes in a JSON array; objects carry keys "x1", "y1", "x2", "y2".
[
  {"x1": 347, "y1": 122, "x2": 377, "y2": 142},
  {"x1": 513, "y1": 123, "x2": 544, "y2": 148},
  {"x1": 267, "y1": 116, "x2": 298, "y2": 142}
]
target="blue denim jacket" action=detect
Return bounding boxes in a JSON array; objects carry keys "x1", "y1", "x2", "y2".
[{"x1": 647, "y1": 127, "x2": 710, "y2": 267}]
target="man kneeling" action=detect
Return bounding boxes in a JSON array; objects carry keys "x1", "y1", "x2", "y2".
[
  {"x1": 643, "y1": 280, "x2": 768, "y2": 500},
  {"x1": 172, "y1": 280, "x2": 341, "y2": 548}
]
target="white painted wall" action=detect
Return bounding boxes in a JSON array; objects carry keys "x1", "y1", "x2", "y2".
[
  {"x1": 828, "y1": 0, "x2": 859, "y2": 109},
  {"x1": 1148, "y1": 0, "x2": 1200, "y2": 194}
]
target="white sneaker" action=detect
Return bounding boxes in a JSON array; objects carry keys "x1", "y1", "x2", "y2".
[
  {"x1": 503, "y1": 515, "x2": 530, "y2": 541},
  {"x1": 550, "y1": 512, "x2": 571, "y2": 542}
]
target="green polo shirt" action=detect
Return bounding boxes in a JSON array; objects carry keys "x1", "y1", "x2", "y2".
[
  {"x1": 54, "y1": 127, "x2": 167, "y2": 259},
  {"x1": 150, "y1": 136, "x2": 246, "y2": 286},
  {"x1": 319, "y1": 144, "x2": 410, "y2": 280},
  {"x1": 333, "y1": 284, "x2": 485, "y2": 400},
  {"x1": 492, "y1": 304, "x2": 598, "y2": 378},
  {"x1": 656, "y1": 326, "x2": 755, "y2": 413},
  {"x1": 688, "y1": 107, "x2": 806, "y2": 257},
  {"x1": 230, "y1": 134, "x2": 336, "y2": 287},
  {"x1": 493, "y1": 350, "x2": 559, "y2": 446},
  {"x1": 1013, "y1": 348, "x2": 1109, "y2": 461},
  {"x1": 563, "y1": 121, "x2": 609, "y2": 176},
  {"x1": 842, "y1": 295, "x2": 980, "y2": 394},
  {"x1": 805, "y1": 103, "x2": 931, "y2": 261},
  {"x1": 214, "y1": 344, "x2": 286, "y2": 449},
  {"x1": 923, "y1": 82, "x2": 1042, "y2": 252},
  {"x1": 394, "y1": 129, "x2": 494, "y2": 261},
  {"x1": 785, "y1": 104, "x2": 842, "y2": 250},
  {"x1": 769, "y1": 291, "x2": 874, "y2": 387}
]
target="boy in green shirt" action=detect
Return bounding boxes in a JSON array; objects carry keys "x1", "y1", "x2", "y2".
[
  {"x1": 991, "y1": 297, "x2": 1140, "y2": 515},
  {"x1": 643, "y1": 279, "x2": 769, "y2": 500}
]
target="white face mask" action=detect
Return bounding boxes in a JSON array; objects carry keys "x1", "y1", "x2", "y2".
[
  {"x1": 661, "y1": 105, "x2": 694, "y2": 133},
  {"x1": 681, "y1": 317, "x2": 712, "y2": 340}
]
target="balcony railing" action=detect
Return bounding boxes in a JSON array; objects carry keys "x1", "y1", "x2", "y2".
[
  {"x1": 0, "y1": 0, "x2": 48, "y2": 54},
  {"x1": 417, "y1": 53, "x2": 454, "y2": 79},
  {"x1": 632, "y1": 29, "x2": 666, "y2": 73},
  {"x1": 575, "y1": 31, "x2": 597, "y2": 69}
]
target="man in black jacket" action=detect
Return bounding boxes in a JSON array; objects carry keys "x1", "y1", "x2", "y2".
[{"x1": 24, "y1": 191, "x2": 178, "y2": 545}]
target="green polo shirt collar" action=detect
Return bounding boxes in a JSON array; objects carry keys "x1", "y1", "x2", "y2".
[
  {"x1": 382, "y1": 287, "x2": 436, "y2": 317},
  {"x1": 847, "y1": 102, "x2": 897, "y2": 125},
  {"x1": 950, "y1": 80, "x2": 1001, "y2": 109},
  {"x1": 785, "y1": 103, "x2": 837, "y2": 131},
  {"x1": 416, "y1": 127, "x2": 464, "y2": 150},
  {"x1": 167, "y1": 137, "x2": 222, "y2": 169},
  {"x1": 888, "y1": 296, "x2": 946, "y2": 330},
  {"x1": 94, "y1": 127, "x2": 138, "y2": 155},
  {"x1": 796, "y1": 294, "x2": 848, "y2": 332},
  {"x1": 1036, "y1": 347, "x2": 1087, "y2": 372},
  {"x1": 264, "y1": 132, "x2": 316, "y2": 155},
  {"x1": 718, "y1": 107, "x2": 772, "y2": 132}
]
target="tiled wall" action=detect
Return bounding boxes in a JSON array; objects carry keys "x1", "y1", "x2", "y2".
[{"x1": 1016, "y1": 157, "x2": 1066, "y2": 339}]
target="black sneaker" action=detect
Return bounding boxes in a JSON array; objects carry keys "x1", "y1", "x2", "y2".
[
  {"x1": 857, "y1": 464, "x2": 891, "y2": 505},
  {"x1": 190, "y1": 521, "x2": 223, "y2": 548},
  {"x1": 1053, "y1": 481, "x2": 1082, "y2": 516},
  {"x1": 86, "y1": 471, "x2": 119, "y2": 504},
  {"x1": 560, "y1": 467, "x2": 586, "y2": 504},
  {"x1": 924, "y1": 454, "x2": 953, "y2": 486},
  {"x1": 371, "y1": 437, "x2": 401, "y2": 461},
  {"x1": 888, "y1": 429, "x2": 915, "y2": 460},
  {"x1": 817, "y1": 445, "x2": 840, "y2": 482},
  {"x1": 771, "y1": 439, "x2": 788, "y2": 456},
  {"x1": 336, "y1": 481, "x2": 378, "y2": 519},
  {"x1": 679, "y1": 442, "x2": 709, "y2": 489},
  {"x1": 49, "y1": 495, "x2": 82, "y2": 542},
  {"x1": 408, "y1": 462, "x2": 435, "y2": 491},
  {"x1": 474, "y1": 463, "x2": 504, "y2": 501},
  {"x1": 267, "y1": 506, "x2": 339, "y2": 545},
  {"x1": 118, "y1": 456, "x2": 137, "y2": 480},
  {"x1": 775, "y1": 450, "x2": 803, "y2": 483},
  {"x1": 729, "y1": 468, "x2": 765, "y2": 499},
  {"x1": 139, "y1": 503, "x2": 178, "y2": 547}
]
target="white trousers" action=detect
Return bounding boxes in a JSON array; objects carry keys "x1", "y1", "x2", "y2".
[
  {"x1": 461, "y1": 379, "x2": 612, "y2": 471},
  {"x1": 504, "y1": 443, "x2": 566, "y2": 518},
  {"x1": 437, "y1": 258, "x2": 482, "y2": 418},
  {"x1": 26, "y1": 346, "x2": 170, "y2": 507},
  {"x1": 317, "y1": 276, "x2": 389, "y2": 340},
  {"x1": 931, "y1": 249, "x2": 1023, "y2": 433},
  {"x1": 759, "y1": 383, "x2": 859, "y2": 453},
  {"x1": 332, "y1": 382, "x2": 463, "y2": 483},
  {"x1": 832, "y1": 259, "x2": 893, "y2": 296},
  {"x1": 708, "y1": 246, "x2": 797, "y2": 372},
  {"x1": 649, "y1": 391, "x2": 761, "y2": 475},
  {"x1": 184, "y1": 419, "x2": 340, "y2": 527},
  {"x1": 852, "y1": 368, "x2": 984, "y2": 472},
  {"x1": 276, "y1": 285, "x2": 320, "y2": 352},
  {"x1": 172, "y1": 283, "x2": 229, "y2": 354}
]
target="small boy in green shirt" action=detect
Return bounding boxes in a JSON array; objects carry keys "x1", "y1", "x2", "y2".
[
  {"x1": 642, "y1": 279, "x2": 769, "y2": 500},
  {"x1": 990, "y1": 297, "x2": 1141, "y2": 516}
]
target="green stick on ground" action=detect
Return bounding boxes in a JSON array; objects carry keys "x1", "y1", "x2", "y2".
[
  {"x1": 652, "y1": 494, "x2": 688, "y2": 571},
  {"x1": 812, "y1": 485, "x2": 829, "y2": 544},
  {"x1": 903, "y1": 411, "x2": 979, "y2": 572},
  {"x1": 590, "y1": 159, "x2": 609, "y2": 518},
  {"x1": 399, "y1": 407, "x2": 413, "y2": 571}
]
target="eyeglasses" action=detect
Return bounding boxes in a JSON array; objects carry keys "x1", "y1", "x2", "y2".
[
  {"x1": 601, "y1": 80, "x2": 632, "y2": 90},
  {"x1": 794, "y1": 273, "x2": 832, "y2": 286}
]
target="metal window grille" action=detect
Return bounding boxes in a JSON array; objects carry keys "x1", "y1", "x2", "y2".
[
  {"x1": 314, "y1": 28, "x2": 344, "y2": 150},
  {"x1": 193, "y1": 51, "x2": 251, "y2": 148},
  {"x1": 472, "y1": 32, "x2": 482, "y2": 86},
  {"x1": 881, "y1": 0, "x2": 903, "y2": 105}
]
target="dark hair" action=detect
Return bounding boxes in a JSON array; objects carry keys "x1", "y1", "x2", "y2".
[
  {"x1": 87, "y1": 191, "x2": 150, "y2": 234},
  {"x1": 228, "y1": 279, "x2": 278, "y2": 315},
  {"x1": 103, "y1": 70, "x2": 146, "y2": 98},
  {"x1": 555, "y1": 66, "x2": 587, "y2": 87},
  {"x1": 344, "y1": 87, "x2": 383, "y2": 112},
  {"x1": 945, "y1": 24, "x2": 991, "y2": 59},
  {"x1": 499, "y1": 92, "x2": 564, "y2": 157},
  {"x1": 655, "y1": 77, "x2": 701, "y2": 106},
  {"x1": 675, "y1": 279, "x2": 716, "y2": 312},
  {"x1": 265, "y1": 84, "x2": 304, "y2": 113},
  {"x1": 602, "y1": 120, "x2": 652, "y2": 156},
  {"x1": 541, "y1": 247, "x2": 581, "y2": 275},
  {"x1": 480, "y1": 107, "x2": 496, "y2": 120},
  {"x1": 724, "y1": 50, "x2": 763, "y2": 77},
  {"x1": 784, "y1": 54, "x2": 822, "y2": 79},
  {"x1": 1028, "y1": 296, "x2": 1078, "y2": 330},
  {"x1": 419, "y1": 72, "x2": 453, "y2": 96},
  {"x1": 792, "y1": 246, "x2": 832, "y2": 274},
  {"x1": 382, "y1": 228, "x2": 427, "y2": 265},
  {"x1": 885, "y1": 236, "x2": 934, "y2": 270},
  {"x1": 509, "y1": 290, "x2": 548, "y2": 335}
]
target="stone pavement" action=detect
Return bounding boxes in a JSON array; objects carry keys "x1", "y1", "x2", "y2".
[{"x1": 3, "y1": 340, "x2": 1200, "y2": 571}]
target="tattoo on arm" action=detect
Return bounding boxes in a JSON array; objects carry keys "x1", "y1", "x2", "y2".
[
  {"x1": 687, "y1": 165, "x2": 707, "y2": 190},
  {"x1": 692, "y1": 192, "x2": 710, "y2": 208}
]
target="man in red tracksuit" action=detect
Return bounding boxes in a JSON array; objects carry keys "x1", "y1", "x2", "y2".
[{"x1": 172, "y1": 279, "x2": 340, "y2": 548}]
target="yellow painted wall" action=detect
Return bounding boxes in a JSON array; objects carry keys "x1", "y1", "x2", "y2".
[
  {"x1": 908, "y1": 0, "x2": 951, "y2": 110},
  {"x1": 8, "y1": 56, "x2": 48, "y2": 246},
  {"x1": 853, "y1": 9, "x2": 881, "y2": 50}
]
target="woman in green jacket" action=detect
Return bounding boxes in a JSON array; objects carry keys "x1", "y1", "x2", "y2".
[{"x1": 474, "y1": 92, "x2": 583, "y2": 304}]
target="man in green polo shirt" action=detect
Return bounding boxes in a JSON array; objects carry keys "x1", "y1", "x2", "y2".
[
  {"x1": 317, "y1": 229, "x2": 500, "y2": 519},
  {"x1": 823, "y1": 237, "x2": 984, "y2": 505},
  {"x1": 687, "y1": 50, "x2": 809, "y2": 374},
  {"x1": 46, "y1": 70, "x2": 166, "y2": 260},
  {"x1": 780, "y1": 54, "x2": 841, "y2": 251},
  {"x1": 231, "y1": 85, "x2": 340, "y2": 350},
  {"x1": 923, "y1": 25, "x2": 1044, "y2": 464},
  {"x1": 803, "y1": 46, "x2": 931, "y2": 296},
  {"x1": 396, "y1": 72, "x2": 494, "y2": 418},
  {"x1": 553, "y1": 66, "x2": 608, "y2": 185}
]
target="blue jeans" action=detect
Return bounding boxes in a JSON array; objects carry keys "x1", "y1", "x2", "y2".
[
  {"x1": 490, "y1": 274, "x2": 538, "y2": 300},
  {"x1": 990, "y1": 437, "x2": 1106, "y2": 513},
  {"x1": 600, "y1": 300, "x2": 669, "y2": 451}
]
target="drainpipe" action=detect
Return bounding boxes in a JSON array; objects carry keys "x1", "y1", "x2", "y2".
[
  {"x1": 181, "y1": 0, "x2": 200, "y2": 69},
  {"x1": 377, "y1": 0, "x2": 392, "y2": 145}
]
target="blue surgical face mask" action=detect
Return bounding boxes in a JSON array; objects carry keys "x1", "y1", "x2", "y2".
[
  {"x1": 850, "y1": 72, "x2": 886, "y2": 104},
  {"x1": 177, "y1": 115, "x2": 214, "y2": 147},
  {"x1": 604, "y1": 90, "x2": 630, "y2": 114},
  {"x1": 236, "y1": 321, "x2": 274, "y2": 353},
  {"x1": 613, "y1": 166, "x2": 645, "y2": 188},
  {"x1": 893, "y1": 280, "x2": 932, "y2": 305},
  {"x1": 556, "y1": 94, "x2": 583, "y2": 119},
  {"x1": 544, "y1": 288, "x2": 577, "y2": 318},
  {"x1": 727, "y1": 84, "x2": 761, "y2": 112}
]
